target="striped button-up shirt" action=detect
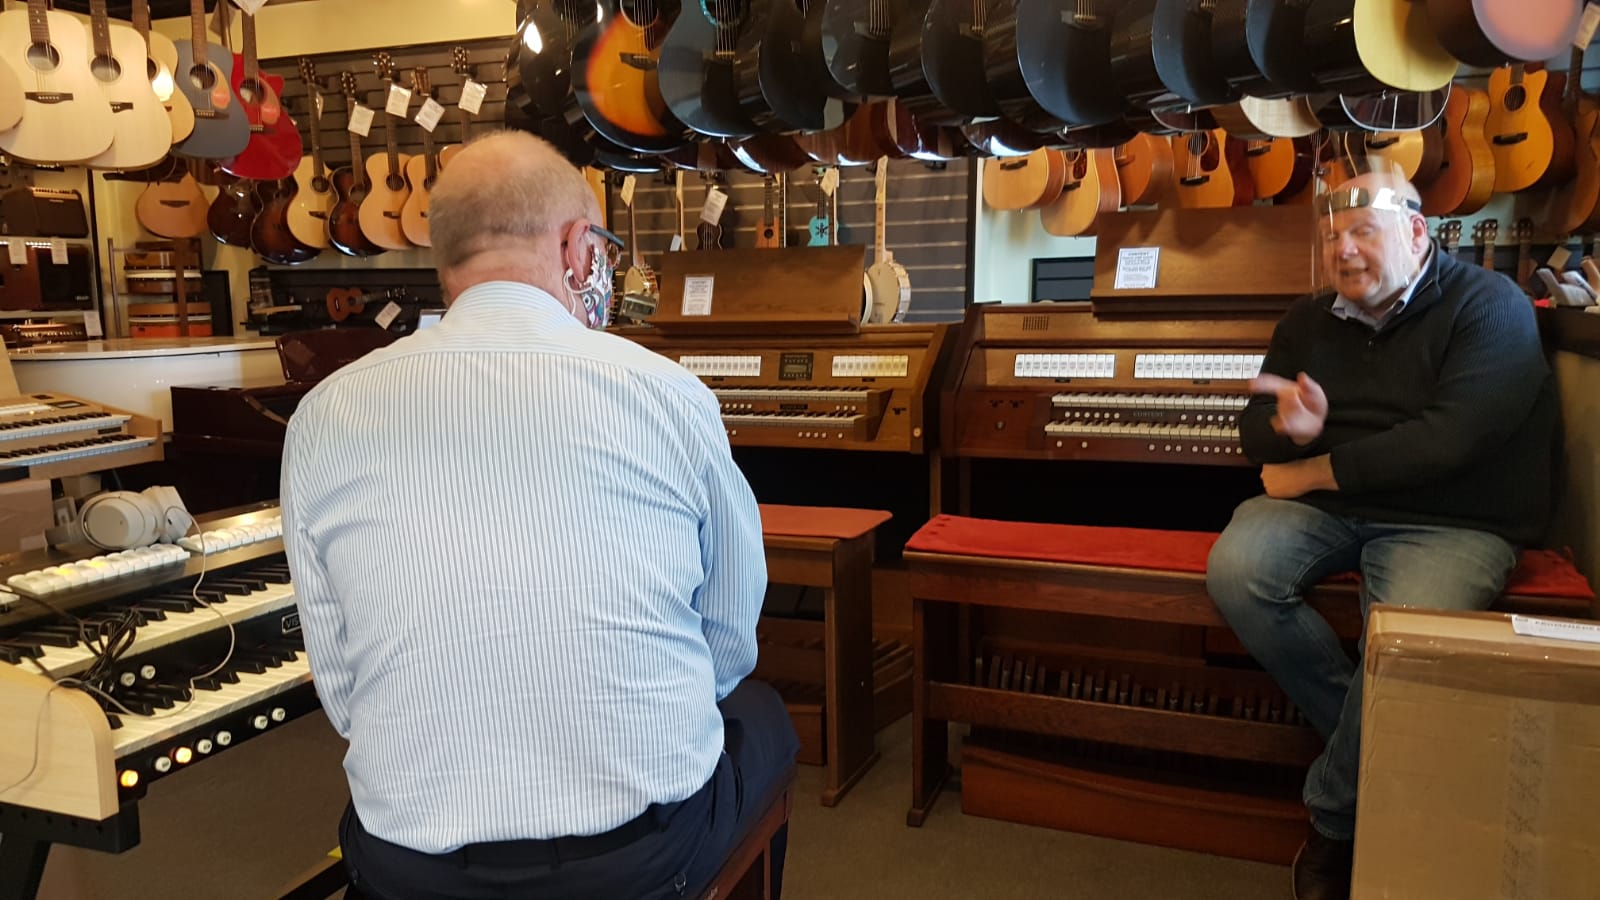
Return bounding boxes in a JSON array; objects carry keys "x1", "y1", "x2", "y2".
[{"x1": 280, "y1": 281, "x2": 765, "y2": 854}]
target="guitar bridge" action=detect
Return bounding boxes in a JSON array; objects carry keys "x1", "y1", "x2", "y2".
[
  {"x1": 23, "y1": 92, "x2": 73, "y2": 105},
  {"x1": 620, "y1": 53, "x2": 657, "y2": 72}
]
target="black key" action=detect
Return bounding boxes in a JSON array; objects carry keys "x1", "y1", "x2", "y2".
[
  {"x1": 193, "y1": 676, "x2": 225, "y2": 691},
  {"x1": 146, "y1": 683, "x2": 193, "y2": 702},
  {"x1": 0, "y1": 640, "x2": 44, "y2": 660},
  {"x1": 24, "y1": 629, "x2": 82, "y2": 649},
  {"x1": 106, "y1": 713, "x2": 122, "y2": 730},
  {"x1": 130, "y1": 605, "x2": 168, "y2": 622},
  {"x1": 194, "y1": 587, "x2": 230, "y2": 604},
  {"x1": 218, "y1": 577, "x2": 268, "y2": 592},
  {"x1": 230, "y1": 658, "x2": 268, "y2": 675},
  {"x1": 142, "y1": 596, "x2": 197, "y2": 613},
  {"x1": 234, "y1": 651, "x2": 282, "y2": 669},
  {"x1": 111, "y1": 696, "x2": 155, "y2": 716},
  {"x1": 0, "y1": 645, "x2": 24, "y2": 664},
  {"x1": 119, "y1": 689, "x2": 175, "y2": 710}
]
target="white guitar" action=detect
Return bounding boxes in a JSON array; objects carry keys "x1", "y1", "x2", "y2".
[
  {"x1": 864, "y1": 159, "x2": 911, "y2": 325},
  {"x1": 84, "y1": 0, "x2": 171, "y2": 170},
  {"x1": 0, "y1": 0, "x2": 115, "y2": 164},
  {"x1": 0, "y1": 54, "x2": 21, "y2": 132},
  {"x1": 131, "y1": 0, "x2": 193, "y2": 145}
]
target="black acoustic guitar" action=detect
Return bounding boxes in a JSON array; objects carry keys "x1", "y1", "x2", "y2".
[
  {"x1": 819, "y1": 0, "x2": 914, "y2": 97},
  {"x1": 1014, "y1": 0, "x2": 1124, "y2": 127},
  {"x1": 1107, "y1": 0, "x2": 1185, "y2": 113},
  {"x1": 1207, "y1": 0, "x2": 1288, "y2": 98},
  {"x1": 1241, "y1": 0, "x2": 1322, "y2": 95},
  {"x1": 982, "y1": 2, "x2": 1072, "y2": 133},
  {"x1": 657, "y1": 0, "x2": 760, "y2": 137},
  {"x1": 732, "y1": 0, "x2": 850, "y2": 132},
  {"x1": 1151, "y1": 0, "x2": 1237, "y2": 108},
  {"x1": 885, "y1": 0, "x2": 1001, "y2": 126}
]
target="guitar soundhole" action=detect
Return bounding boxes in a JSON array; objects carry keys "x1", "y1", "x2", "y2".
[
  {"x1": 386, "y1": 174, "x2": 406, "y2": 191},
  {"x1": 90, "y1": 55, "x2": 123, "y2": 82},
  {"x1": 312, "y1": 176, "x2": 332, "y2": 193},
  {"x1": 1503, "y1": 86, "x2": 1527, "y2": 112},
  {"x1": 238, "y1": 78, "x2": 262, "y2": 105},
  {"x1": 146, "y1": 56, "x2": 161, "y2": 81},
  {"x1": 25, "y1": 42, "x2": 62, "y2": 74},
  {"x1": 188, "y1": 63, "x2": 217, "y2": 92}
]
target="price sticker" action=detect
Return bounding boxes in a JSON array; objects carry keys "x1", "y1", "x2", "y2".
[
  {"x1": 233, "y1": 0, "x2": 269, "y2": 14},
  {"x1": 820, "y1": 167, "x2": 840, "y2": 196},
  {"x1": 375, "y1": 301, "x2": 402, "y2": 329},
  {"x1": 348, "y1": 104, "x2": 374, "y2": 136},
  {"x1": 5, "y1": 242, "x2": 25, "y2": 266},
  {"x1": 84, "y1": 310, "x2": 104, "y2": 339},
  {"x1": 669, "y1": 234, "x2": 685, "y2": 252},
  {"x1": 49, "y1": 239, "x2": 67, "y2": 265},
  {"x1": 700, "y1": 187, "x2": 728, "y2": 225},
  {"x1": 415, "y1": 97, "x2": 445, "y2": 132},
  {"x1": 385, "y1": 83, "x2": 412, "y2": 117},
  {"x1": 620, "y1": 175, "x2": 636, "y2": 208},
  {"x1": 1548, "y1": 246, "x2": 1572, "y2": 269},
  {"x1": 458, "y1": 79, "x2": 487, "y2": 115},
  {"x1": 1577, "y1": 2, "x2": 1600, "y2": 49}
]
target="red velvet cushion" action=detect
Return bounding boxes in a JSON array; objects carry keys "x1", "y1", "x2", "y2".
[
  {"x1": 759, "y1": 504, "x2": 892, "y2": 541},
  {"x1": 905, "y1": 515, "x2": 1595, "y2": 601}
]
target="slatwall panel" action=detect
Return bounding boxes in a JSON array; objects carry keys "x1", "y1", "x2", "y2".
[
  {"x1": 610, "y1": 159, "x2": 973, "y2": 322},
  {"x1": 257, "y1": 39, "x2": 512, "y2": 175}
]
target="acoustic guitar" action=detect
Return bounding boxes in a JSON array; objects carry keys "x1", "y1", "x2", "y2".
[
  {"x1": 1485, "y1": 64, "x2": 1565, "y2": 194},
  {"x1": 207, "y1": 176, "x2": 261, "y2": 248},
  {"x1": 887, "y1": 0, "x2": 1002, "y2": 126},
  {"x1": 1418, "y1": 84, "x2": 1493, "y2": 217},
  {"x1": 1556, "y1": 47, "x2": 1600, "y2": 236},
  {"x1": 399, "y1": 66, "x2": 441, "y2": 248},
  {"x1": 729, "y1": 133, "x2": 813, "y2": 174},
  {"x1": 172, "y1": 0, "x2": 248, "y2": 159},
  {"x1": 1207, "y1": 0, "x2": 1285, "y2": 99},
  {"x1": 287, "y1": 59, "x2": 335, "y2": 250},
  {"x1": 0, "y1": 49, "x2": 20, "y2": 133},
  {"x1": 806, "y1": 168, "x2": 834, "y2": 246},
  {"x1": 0, "y1": 0, "x2": 116, "y2": 164},
  {"x1": 437, "y1": 48, "x2": 477, "y2": 169},
  {"x1": 865, "y1": 160, "x2": 911, "y2": 324},
  {"x1": 1113, "y1": 133, "x2": 1174, "y2": 206},
  {"x1": 983, "y1": 2, "x2": 1072, "y2": 133},
  {"x1": 820, "y1": 0, "x2": 913, "y2": 98},
  {"x1": 84, "y1": 0, "x2": 171, "y2": 171},
  {"x1": 1107, "y1": 0, "x2": 1183, "y2": 113},
  {"x1": 1242, "y1": 136, "x2": 1312, "y2": 200},
  {"x1": 1151, "y1": 0, "x2": 1237, "y2": 109},
  {"x1": 219, "y1": 8, "x2": 300, "y2": 181},
  {"x1": 733, "y1": 0, "x2": 848, "y2": 133},
  {"x1": 1013, "y1": 0, "x2": 1123, "y2": 128},
  {"x1": 981, "y1": 149, "x2": 1066, "y2": 211},
  {"x1": 135, "y1": 161, "x2": 209, "y2": 239},
  {"x1": 1300, "y1": 0, "x2": 1457, "y2": 96},
  {"x1": 1208, "y1": 95, "x2": 1319, "y2": 140},
  {"x1": 130, "y1": 0, "x2": 192, "y2": 146},
  {"x1": 657, "y1": 0, "x2": 759, "y2": 138},
  {"x1": 1172, "y1": 129, "x2": 1243, "y2": 209},
  {"x1": 1424, "y1": 0, "x2": 1580, "y2": 69},
  {"x1": 1039, "y1": 148, "x2": 1120, "y2": 236},
  {"x1": 358, "y1": 53, "x2": 414, "y2": 251},
  {"x1": 572, "y1": 0, "x2": 692, "y2": 154},
  {"x1": 328, "y1": 72, "x2": 384, "y2": 258},
  {"x1": 251, "y1": 177, "x2": 320, "y2": 266}
]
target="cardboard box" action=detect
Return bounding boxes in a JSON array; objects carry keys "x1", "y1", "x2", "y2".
[
  {"x1": 1354, "y1": 607, "x2": 1600, "y2": 900},
  {"x1": 0, "y1": 478, "x2": 51, "y2": 553}
]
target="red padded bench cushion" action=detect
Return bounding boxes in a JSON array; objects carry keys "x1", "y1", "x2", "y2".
[
  {"x1": 759, "y1": 504, "x2": 892, "y2": 542},
  {"x1": 905, "y1": 515, "x2": 1594, "y2": 601}
]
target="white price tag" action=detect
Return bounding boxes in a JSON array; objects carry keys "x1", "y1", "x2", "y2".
[
  {"x1": 375, "y1": 301, "x2": 402, "y2": 329},
  {"x1": 1114, "y1": 246, "x2": 1161, "y2": 290},
  {"x1": 820, "y1": 167, "x2": 840, "y2": 196},
  {"x1": 5, "y1": 241, "x2": 25, "y2": 266},
  {"x1": 1577, "y1": 2, "x2": 1600, "y2": 49},
  {"x1": 620, "y1": 175, "x2": 637, "y2": 208},
  {"x1": 1512, "y1": 614, "x2": 1600, "y2": 645},
  {"x1": 1548, "y1": 246, "x2": 1572, "y2": 269},
  {"x1": 700, "y1": 187, "x2": 728, "y2": 225},
  {"x1": 385, "y1": 84, "x2": 412, "y2": 117},
  {"x1": 669, "y1": 234, "x2": 685, "y2": 252},
  {"x1": 83, "y1": 309, "x2": 103, "y2": 338},
  {"x1": 458, "y1": 79, "x2": 487, "y2": 115},
  {"x1": 49, "y1": 239, "x2": 67, "y2": 265},
  {"x1": 232, "y1": 0, "x2": 269, "y2": 14},
  {"x1": 415, "y1": 97, "x2": 445, "y2": 133},
  {"x1": 682, "y1": 274, "x2": 714, "y2": 316},
  {"x1": 347, "y1": 104, "x2": 374, "y2": 136}
]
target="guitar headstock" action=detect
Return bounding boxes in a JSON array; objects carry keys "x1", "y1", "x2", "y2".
[
  {"x1": 339, "y1": 70, "x2": 359, "y2": 104},
  {"x1": 451, "y1": 46, "x2": 472, "y2": 80},
  {"x1": 299, "y1": 57, "x2": 318, "y2": 88},
  {"x1": 373, "y1": 51, "x2": 396, "y2": 84},
  {"x1": 1473, "y1": 219, "x2": 1498, "y2": 249},
  {"x1": 1514, "y1": 217, "x2": 1534, "y2": 245},
  {"x1": 411, "y1": 66, "x2": 432, "y2": 98},
  {"x1": 1438, "y1": 220, "x2": 1461, "y2": 255}
]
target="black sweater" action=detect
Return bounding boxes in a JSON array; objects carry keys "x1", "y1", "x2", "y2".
[{"x1": 1240, "y1": 244, "x2": 1557, "y2": 545}]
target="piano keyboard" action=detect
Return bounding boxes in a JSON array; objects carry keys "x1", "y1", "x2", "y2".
[
  {"x1": 722, "y1": 411, "x2": 872, "y2": 442},
  {"x1": 6, "y1": 544, "x2": 190, "y2": 597},
  {"x1": 1052, "y1": 392, "x2": 1249, "y2": 415},
  {"x1": 111, "y1": 648, "x2": 312, "y2": 757},
  {"x1": 0, "y1": 434, "x2": 157, "y2": 468},
  {"x1": 0, "y1": 410, "x2": 132, "y2": 442}
]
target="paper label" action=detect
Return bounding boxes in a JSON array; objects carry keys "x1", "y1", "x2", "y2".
[
  {"x1": 83, "y1": 309, "x2": 103, "y2": 338},
  {"x1": 458, "y1": 79, "x2": 487, "y2": 115},
  {"x1": 6, "y1": 241, "x2": 25, "y2": 266},
  {"x1": 820, "y1": 167, "x2": 840, "y2": 196},
  {"x1": 232, "y1": 0, "x2": 269, "y2": 14},
  {"x1": 348, "y1": 104, "x2": 374, "y2": 136},
  {"x1": 700, "y1": 187, "x2": 728, "y2": 225},
  {"x1": 1577, "y1": 2, "x2": 1600, "y2": 49},
  {"x1": 385, "y1": 84, "x2": 412, "y2": 117},
  {"x1": 375, "y1": 301, "x2": 402, "y2": 329},
  {"x1": 1547, "y1": 246, "x2": 1572, "y2": 269},
  {"x1": 1512, "y1": 615, "x2": 1600, "y2": 645},
  {"x1": 669, "y1": 234, "x2": 685, "y2": 252},
  {"x1": 415, "y1": 97, "x2": 445, "y2": 133},
  {"x1": 620, "y1": 175, "x2": 636, "y2": 208},
  {"x1": 1114, "y1": 246, "x2": 1161, "y2": 290},
  {"x1": 682, "y1": 275, "x2": 714, "y2": 316},
  {"x1": 49, "y1": 239, "x2": 68, "y2": 265}
]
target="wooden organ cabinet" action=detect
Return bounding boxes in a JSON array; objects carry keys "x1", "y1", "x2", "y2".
[{"x1": 923, "y1": 207, "x2": 1329, "y2": 861}]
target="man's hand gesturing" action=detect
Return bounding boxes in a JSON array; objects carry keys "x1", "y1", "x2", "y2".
[{"x1": 1249, "y1": 372, "x2": 1328, "y2": 446}]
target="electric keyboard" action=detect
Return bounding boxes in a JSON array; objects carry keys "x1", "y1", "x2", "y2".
[{"x1": 0, "y1": 392, "x2": 163, "y2": 482}]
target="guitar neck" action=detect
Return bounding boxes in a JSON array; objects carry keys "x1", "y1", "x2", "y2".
[
  {"x1": 873, "y1": 159, "x2": 888, "y2": 264},
  {"x1": 347, "y1": 122, "x2": 368, "y2": 188},
  {"x1": 382, "y1": 101, "x2": 401, "y2": 178},
  {"x1": 628, "y1": 198, "x2": 641, "y2": 267},
  {"x1": 242, "y1": 13, "x2": 260, "y2": 83},
  {"x1": 26, "y1": 0, "x2": 51, "y2": 48},
  {"x1": 133, "y1": 0, "x2": 152, "y2": 44},
  {"x1": 189, "y1": 0, "x2": 208, "y2": 65},
  {"x1": 89, "y1": 0, "x2": 113, "y2": 62}
]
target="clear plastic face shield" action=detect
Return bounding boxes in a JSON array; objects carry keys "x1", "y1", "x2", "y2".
[{"x1": 1311, "y1": 153, "x2": 1427, "y2": 308}]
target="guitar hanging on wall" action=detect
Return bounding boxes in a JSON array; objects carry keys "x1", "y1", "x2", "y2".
[
  {"x1": 220, "y1": 5, "x2": 301, "y2": 180},
  {"x1": 171, "y1": 0, "x2": 249, "y2": 159},
  {"x1": 328, "y1": 70, "x2": 385, "y2": 258},
  {"x1": 0, "y1": 0, "x2": 116, "y2": 164},
  {"x1": 401, "y1": 66, "x2": 441, "y2": 248},
  {"x1": 357, "y1": 52, "x2": 415, "y2": 251},
  {"x1": 84, "y1": 0, "x2": 172, "y2": 171},
  {"x1": 287, "y1": 58, "x2": 335, "y2": 250}
]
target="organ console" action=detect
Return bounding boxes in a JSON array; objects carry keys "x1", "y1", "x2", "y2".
[
  {"x1": 0, "y1": 503, "x2": 303, "y2": 900},
  {"x1": 0, "y1": 392, "x2": 162, "y2": 483}
]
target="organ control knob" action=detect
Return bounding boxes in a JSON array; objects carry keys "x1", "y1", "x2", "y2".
[
  {"x1": 252, "y1": 715, "x2": 270, "y2": 730},
  {"x1": 196, "y1": 739, "x2": 215, "y2": 755},
  {"x1": 119, "y1": 672, "x2": 137, "y2": 687},
  {"x1": 140, "y1": 664, "x2": 156, "y2": 680},
  {"x1": 152, "y1": 756, "x2": 172, "y2": 774},
  {"x1": 215, "y1": 730, "x2": 233, "y2": 746},
  {"x1": 270, "y1": 707, "x2": 287, "y2": 723}
]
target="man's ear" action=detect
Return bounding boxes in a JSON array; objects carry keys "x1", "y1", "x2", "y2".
[{"x1": 562, "y1": 219, "x2": 592, "y2": 277}]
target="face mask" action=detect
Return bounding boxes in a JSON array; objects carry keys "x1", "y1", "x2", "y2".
[{"x1": 563, "y1": 242, "x2": 614, "y2": 330}]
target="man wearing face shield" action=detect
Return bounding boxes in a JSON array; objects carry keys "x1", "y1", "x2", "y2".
[
  {"x1": 280, "y1": 131, "x2": 798, "y2": 899},
  {"x1": 1206, "y1": 162, "x2": 1557, "y2": 900}
]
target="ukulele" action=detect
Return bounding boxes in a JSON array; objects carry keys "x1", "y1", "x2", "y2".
[
  {"x1": 572, "y1": 0, "x2": 692, "y2": 153},
  {"x1": 131, "y1": 0, "x2": 193, "y2": 145},
  {"x1": 1418, "y1": 84, "x2": 1494, "y2": 217},
  {"x1": 982, "y1": 149, "x2": 1067, "y2": 211},
  {"x1": 754, "y1": 173, "x2": 784, "y2": 247},
  {"x1": 400, "y1": 67, "x2": 440, "y2": 248},
  {"x1": 328, "y1": 71, "x2": 384, "y2": 258},
  {"x1": 1474, "y1": 219, "x2": 1499, "y2": 275},
  {"x1": 357, "y1": 52, "x2": 414, "y2": 251},
  {"x1": 864, "y1": 160, "x2": 911, "y2": 324},
  {"x1": 695, "y1": 174, "x2": 728, "y2": 249},
  {"x1": 0, "y1": 0, "x2": 116, "y2": 164},
  {"x1": 172, "y1": 0, "x2": 249, "y2": 159},
  {"x1": 219, "y1": 5, "x2": 301, "y2": 181},
  {"x1": 325, "y1": 287, "x2": 367, "y2": 323},
  {"x1": 136, "y1": 159, "x2": 210, "y2": 239},
  {"x1": 84, "y1": 0, "x2": 171, "y2": 171},
  {"x1": 287, "y1": 59, "x2": 335, "y2": 250},
  {"x1": 807, "y1": 167, "x2": 834, "y2": 247},
  {"x1": 1039, "y1": 148, "x2": 1121, "y2": 236}
]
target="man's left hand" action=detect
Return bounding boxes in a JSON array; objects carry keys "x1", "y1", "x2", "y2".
[{"x1": 1261, "y1": 455, "x2": 1339, "y2": 498}]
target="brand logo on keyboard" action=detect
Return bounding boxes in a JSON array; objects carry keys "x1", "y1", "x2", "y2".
[{"x1": 281, "y1": 612, "x2": 301, "y2": 635}]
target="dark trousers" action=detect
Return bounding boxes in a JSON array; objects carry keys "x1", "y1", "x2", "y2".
[{"x1": 340, "y1": 680, "x2": 799, "y2": 900}]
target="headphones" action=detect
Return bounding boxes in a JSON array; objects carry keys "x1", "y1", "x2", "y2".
[{"x1": 52, "y1": 486, "x2": 195, "y2": 551}]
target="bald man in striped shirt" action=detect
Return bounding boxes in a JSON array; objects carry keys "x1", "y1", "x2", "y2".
[{"x1": 282, "y1": 130, "x2": 798, "y2": 900}]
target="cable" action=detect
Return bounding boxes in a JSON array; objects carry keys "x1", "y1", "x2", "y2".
[{"x1": 0, "y1": 683, "x2": 62, "y2": 797}]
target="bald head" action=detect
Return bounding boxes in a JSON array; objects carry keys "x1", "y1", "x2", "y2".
[{"x1": 428, "y1": 131, "x2": 602, "y2": 297}]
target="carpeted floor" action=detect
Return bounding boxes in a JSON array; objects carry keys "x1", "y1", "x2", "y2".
[{"x1": 35, "y1": 713, "x2": 1289, "y2": 900}]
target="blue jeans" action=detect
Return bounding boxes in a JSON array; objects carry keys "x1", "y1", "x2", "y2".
[{"x1": 1206, "y1": 496, "x2": 1516, "y2": 841}]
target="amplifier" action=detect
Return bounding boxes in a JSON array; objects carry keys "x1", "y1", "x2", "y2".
[
  {"x1": 0, "y1": 188, "x2": 91, "y2": 238},
  {"x1": 0, "y1": 243, "x2": 95, "y2": 311}
]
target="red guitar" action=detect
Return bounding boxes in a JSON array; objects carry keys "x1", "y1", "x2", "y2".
[{"x1": 219, "y1": 7, "x2": 301, "y2": 180}]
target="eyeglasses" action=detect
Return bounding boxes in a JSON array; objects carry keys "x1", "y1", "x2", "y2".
[{"x1": 589, "y1": 223, "x2": 625, "y2": 268}]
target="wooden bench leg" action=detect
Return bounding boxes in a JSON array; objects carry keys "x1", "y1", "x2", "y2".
[
  {"x1": 908, "y1": 597, "x2": 954, "y2": 826},
  {"x1": 820, "y1": 533, "x2": 879, "y2": 807}
]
